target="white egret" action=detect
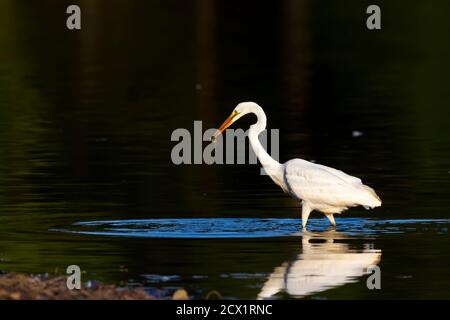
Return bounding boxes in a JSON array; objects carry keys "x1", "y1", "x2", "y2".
[{"x1": 212, "y1": 102, "x2": 381, "y2": 228}]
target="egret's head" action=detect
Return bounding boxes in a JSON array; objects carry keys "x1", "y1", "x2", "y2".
[
  {"x1": 212, "y1": 102, "x2": 260, "y2": 142},
  {"x1": 234, "y1": 101, "x2": 260, "y2": 114}
]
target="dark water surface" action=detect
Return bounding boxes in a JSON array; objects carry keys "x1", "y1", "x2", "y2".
[{"x1": 1, "y1": 1, "x2": 450, "y2": 299}]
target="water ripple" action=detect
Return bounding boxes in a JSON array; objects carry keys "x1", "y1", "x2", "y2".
[{"x1": 50, "y1": 218, "x2": 450, "y2": 239}]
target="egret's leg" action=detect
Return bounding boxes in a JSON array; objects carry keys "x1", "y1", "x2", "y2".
[
  {"x1": 301, "y1": 203, "x2": 312, "y2": 229},
  {"x1": 325, "y1": 213, "x2": 336, "y2": 227}
]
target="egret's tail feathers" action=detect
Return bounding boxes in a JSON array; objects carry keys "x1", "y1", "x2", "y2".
[{"x1": 360, "y1": 185, "x2": 382, "y2": 208}]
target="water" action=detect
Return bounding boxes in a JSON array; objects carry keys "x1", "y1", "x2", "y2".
[
  {"x1": 53, "y1": 218, "x2": 450, "y2": 238},
  {"x1": 1, "y1": 0, "x2": 450, "y2": 299}
]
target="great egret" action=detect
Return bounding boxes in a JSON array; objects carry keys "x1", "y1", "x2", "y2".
[{"x1": 212, "y1": 102, "x2": 382, "y2": 228}]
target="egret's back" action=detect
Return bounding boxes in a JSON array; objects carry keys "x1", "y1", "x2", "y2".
[{"x1": 282, "y1": 159, "x2": 381, "y2": 213}]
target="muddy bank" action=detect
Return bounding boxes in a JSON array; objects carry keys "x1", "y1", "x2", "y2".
[{"x1": 0, "y1": 273, "x2": 162, "y2": 300}]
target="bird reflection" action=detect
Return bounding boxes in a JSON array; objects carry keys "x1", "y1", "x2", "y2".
[{"x1": 258, "y1": 229, "x2": 381, "y2": 299}]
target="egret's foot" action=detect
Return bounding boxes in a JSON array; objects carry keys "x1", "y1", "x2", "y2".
[
  {"x1": 301, "y1": 203, "x2": 312, "y2": 230},
  {"x1": 324, "y1": 213, "x2": 336, "y2": 227}
]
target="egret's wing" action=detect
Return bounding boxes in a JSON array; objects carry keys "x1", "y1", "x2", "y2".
[
  {"x1": 283, "y1": 159, "x2": 363, "y2": 206},
  {"x1": 314, "y1": 163, "x2": 380, "y2": 203},
  {"x1": 313, "y1": 163, "x2": 362, "y2": 186}
]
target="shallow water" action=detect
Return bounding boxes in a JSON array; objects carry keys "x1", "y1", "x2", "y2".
[
  {"x1": 55, "y1": 218, "x2": 450, "y2": 238},
  {"x1": 1, "y1": 1, "x2": 450, "y2": 299},
  {"x1": 48, "y1": 218, "x2": 450, "y2": 299}
]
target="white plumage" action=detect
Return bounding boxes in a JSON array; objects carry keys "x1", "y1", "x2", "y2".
[{"x1": 213, "y1": 102, "x2": 382, "y2": 228}]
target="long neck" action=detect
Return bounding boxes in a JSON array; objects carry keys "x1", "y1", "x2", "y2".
[{"x1": 248, "y1": 108, "x2": 283, "y2": 181}]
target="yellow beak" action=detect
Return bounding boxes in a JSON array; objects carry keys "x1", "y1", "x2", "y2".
[{"x1": 212, "y1": 111, "x2": 239, "y2": 142}]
